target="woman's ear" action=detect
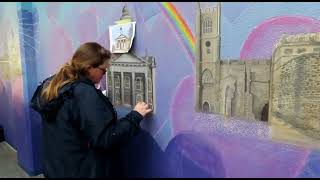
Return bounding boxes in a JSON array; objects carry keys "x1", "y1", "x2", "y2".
[
  {"x1": 85, "y1": 65, "x2": 93, "y2": 71},
  {"x1": 83, "y1": 65, "x2": 93, "y2": 75}
]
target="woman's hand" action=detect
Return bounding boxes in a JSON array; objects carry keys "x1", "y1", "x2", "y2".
[{"x1": 133, "y1": 102, "x2": 152, "y2": 117}]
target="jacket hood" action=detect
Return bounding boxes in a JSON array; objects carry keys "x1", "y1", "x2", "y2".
[{"x1": 30, "y1": 75, "x2": 93, "y2": 121}]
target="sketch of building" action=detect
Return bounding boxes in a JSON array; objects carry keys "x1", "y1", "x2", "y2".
[
  {"x1": 112, "y1": 28, "x2": 131, "y2": 52},
  {"x1": 109, "y1": 5, "x2": 136, "y2": 53},
  {"x1": 195, "y1": 3, "x2": 320, "y2": 145},
  {"x1": 106, "y1": 52, "x2": 156, "y2": 112}
]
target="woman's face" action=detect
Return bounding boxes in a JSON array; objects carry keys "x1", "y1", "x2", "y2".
[{"x1": 87, "y1": 60, "x2": 111, "y2": 84}]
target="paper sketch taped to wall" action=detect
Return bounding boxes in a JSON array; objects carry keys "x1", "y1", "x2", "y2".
[{"x1": 109, "y1": 22, "x2": 136, "y2": 53}]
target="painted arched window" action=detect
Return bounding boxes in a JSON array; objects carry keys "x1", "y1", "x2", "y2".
[
  {"x1": 115, "y1": 74, "x2": 121, "y2": 88},
  {"x1": 202, "y1": 18, "x2": 212, "y2": 34},
  {"x1": 202, "y1": 69, "x2": 213, "y2": 84},
  {"x1": 124, "y1": 76, "x2": 131, "y2": 89},
  {"x1": 136, "y1": 77, "x2": 143, "y2": 91},
  {"x1": 202, "y1": 102, "x2": 210, "y2": 113}
]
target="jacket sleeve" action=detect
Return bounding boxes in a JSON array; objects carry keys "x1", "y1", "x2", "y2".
[{"x1": 74, "y1": 83, "x2": 143, "y2": 151}]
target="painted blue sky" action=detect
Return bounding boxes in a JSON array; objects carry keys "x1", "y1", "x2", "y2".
[
  {"x1": 29, "y1": 2, "x2": 320, "y2": 60},
  {"x1": 219, "y1": 2, "x2": 320, "y2": 59}
]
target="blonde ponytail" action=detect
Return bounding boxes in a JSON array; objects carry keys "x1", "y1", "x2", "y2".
[
  {"x1": 41, "y1": 42, "x2": 111, "y2": 103},
  {"x1": 41, "y1": 62, "x2": 79, "y2": 102}
]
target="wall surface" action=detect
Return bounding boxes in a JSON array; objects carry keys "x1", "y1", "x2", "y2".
[{"x1": 0, "y1": 2, "x2": 320, "y2": 177}]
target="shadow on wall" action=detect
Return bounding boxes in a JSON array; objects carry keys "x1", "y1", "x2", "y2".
[
  {"x1": 116, "y1": 130, "x2": 226, "y2": 178},
  {"x1": 0, "y1": 79, "x2": 9, "y2": 142},
  {"x1": 114, "y1": 104, "x2": 225, "y2": 178},
  {"x1": 165, "y1": 132, "x2": 226, "y2": 178},
  {"x1": 116, "y1": 129, "x2": 168, "y2": 178}
]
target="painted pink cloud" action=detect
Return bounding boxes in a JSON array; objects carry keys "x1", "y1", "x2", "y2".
[
  {"x1": 46, "y1": 23, "x2": 73, "y2": 72},
  {"x1": 170, "y1": 75, "x2": 195, "y2": 136},
  {"x1": 240, "y1": 15, "x2": 320, "y2": 60}
]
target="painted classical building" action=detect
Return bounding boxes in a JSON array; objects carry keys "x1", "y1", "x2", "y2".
[
  {"x1": 107, "y1": 5, "x2": 156, "y2": 112},
  {"x1": 106, "y1": 53, "x2": 156, "y2": 112}
]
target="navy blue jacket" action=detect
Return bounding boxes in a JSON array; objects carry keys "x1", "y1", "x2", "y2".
[{"x1": 30, "y1": 75, "x2": 143, "y2": 178}]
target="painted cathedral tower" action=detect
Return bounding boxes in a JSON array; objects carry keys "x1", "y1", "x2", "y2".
[{"x1": 195, "y1": 2, "x2": 221, "y2": 113}]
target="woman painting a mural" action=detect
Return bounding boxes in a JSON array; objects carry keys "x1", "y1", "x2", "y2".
[{"x1": 30, "y1": 42, "x2": 152, "y2": 178}]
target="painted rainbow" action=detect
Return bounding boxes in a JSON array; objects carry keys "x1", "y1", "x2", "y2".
[{"x1": 158, "y1": 2, "x2": 195, "y2": 63}]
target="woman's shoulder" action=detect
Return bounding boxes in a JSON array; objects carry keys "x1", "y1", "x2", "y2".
[
  {"x1": 73, "y1": 81, "x2": 95, "y2": 93},
  {"x1": 72, "y1": 81, "x2": 100, "y2": 100}
]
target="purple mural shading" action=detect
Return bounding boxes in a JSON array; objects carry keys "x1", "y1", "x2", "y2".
[
  {"x1": 45, "y1": 22, "x2": 73, "y2": 74},
  {"x1": 192, "y1": 113, "x2": 270, "y2": 140},
  {"x1": 10, "y1": 76, "x2": 24, "y2": 148},
  {"x1": 11, "y1": 76, "x2": 24, "y2": 110},
  {"x1": 165, "y1": 132, "x2": 225, "y2": 178},
  {"x1": 138, "y1": 11, "x2": 193, "y2": 136},
  {"x1": 299, "y1": 150, "x2": 320, "y2": 177},
  {"x1": 168, "y1": 64, "x2": 312, "y2": 177},
  {"x1": 199, "y1": 132, "x2": 311, "y2": 178},
  {"x1": 46, "y1": 2, "x2": 61, "y2": 20},
  {"x1": 170, "y1": 75, "x2": 195, "y2": 136},
  {"x1": 76, "y1": 7, "x2": 98, "y2": 43},
  {"x1": 133, "y1": 2, "x2": 159, "y2": 23},
  {"x1": 240, "y1": 15, "x2": 320, "y2": 60},
  {"x1": 96, "y1": 27, "x2": 110, "y2": 50}
]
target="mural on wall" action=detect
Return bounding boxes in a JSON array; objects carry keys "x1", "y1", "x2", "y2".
[
  {"x1": 0, "y1": 3, "x2": 24, "y2": 149},
  {"x1": 195, "y1": 2, "x2": 320, "y2": 149},
  {"x1": 270, "y1": 33, "x2": 320, "y2": 146},
  {"x1": 106, "y1": 6, "x2": 156, "y2": 113},
  {"x1": 1, "y1": 2, "x2": 320, "y2": 177},
  {"x1": 107, "y1": 53, "x2": 156, "y2": 111}
]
